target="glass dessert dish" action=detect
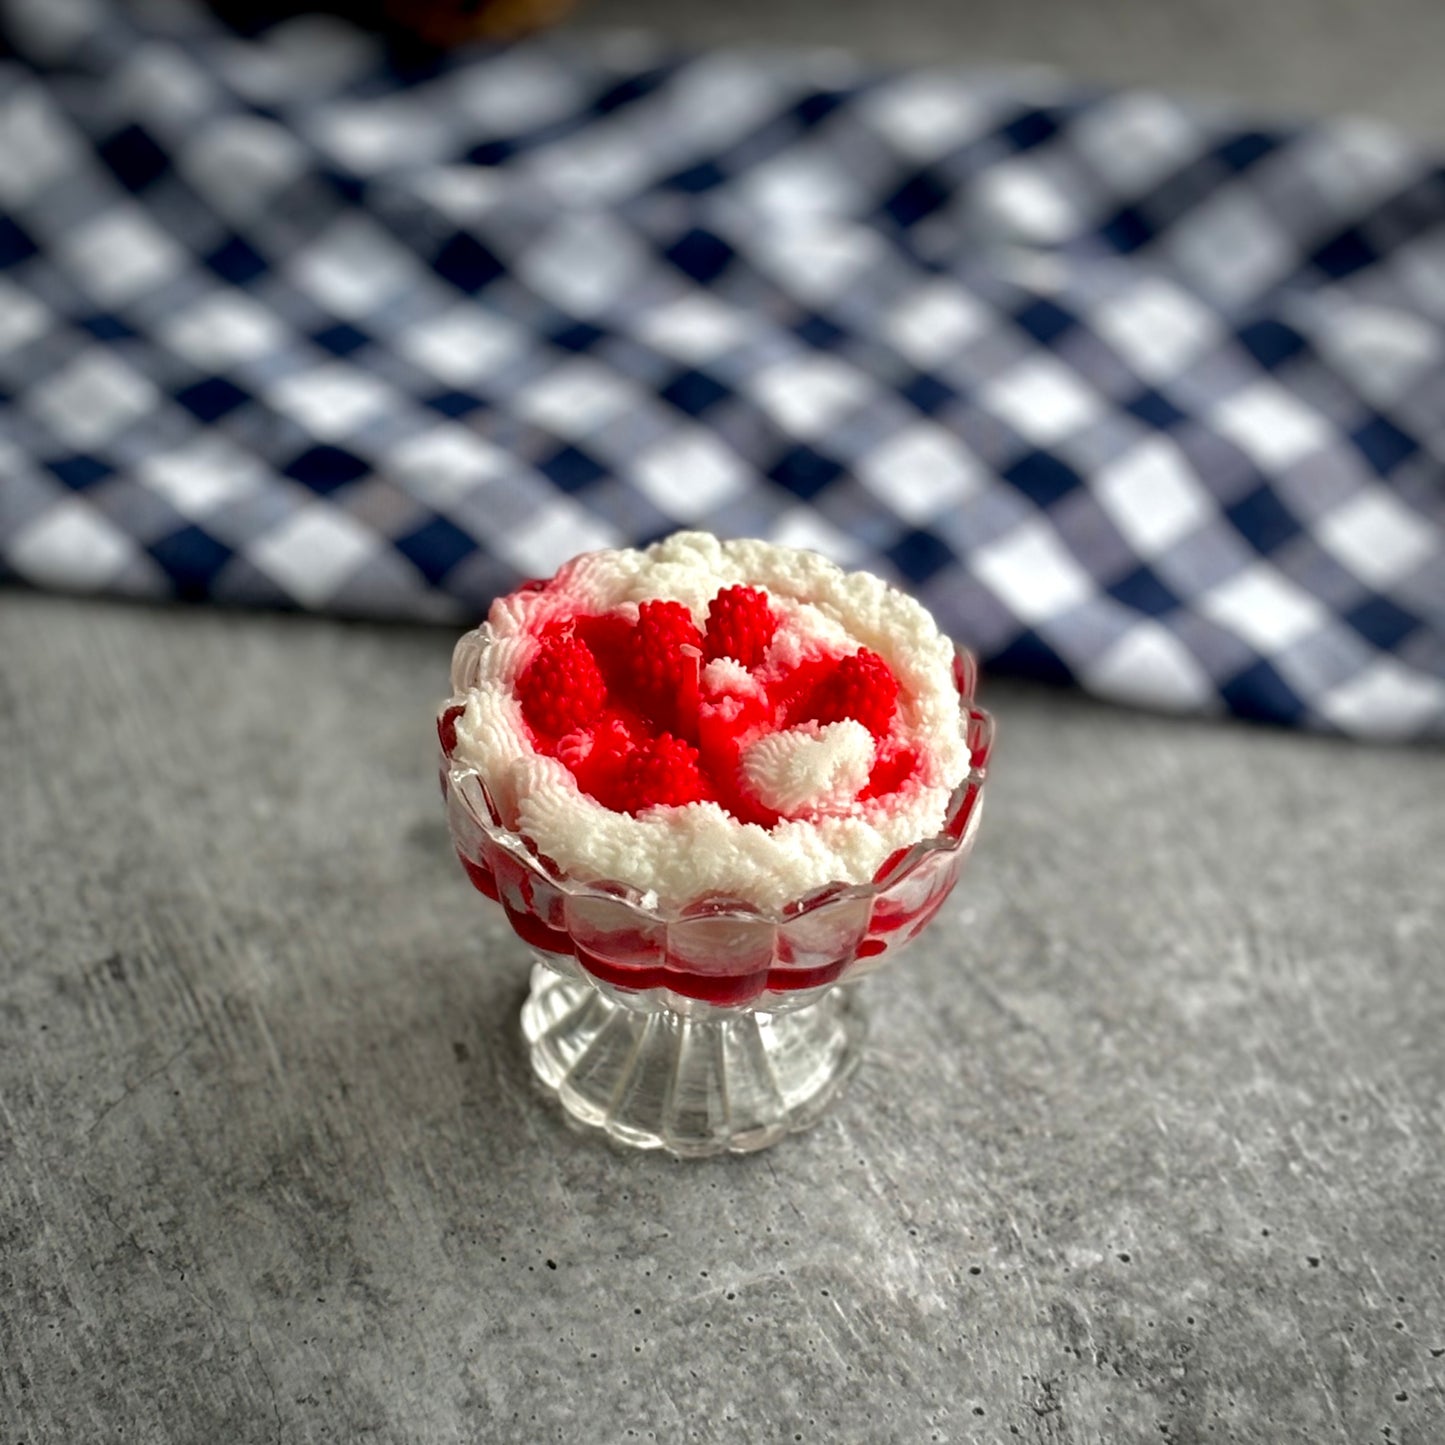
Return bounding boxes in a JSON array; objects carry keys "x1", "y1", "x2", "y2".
[{"x1": 438, "y1": 534, "x2": 994, "y2": 1157}]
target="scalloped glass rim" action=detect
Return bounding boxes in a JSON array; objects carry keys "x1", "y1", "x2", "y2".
[{"x1": 449, "y1": 764, "x2": 986, "y2": 919}]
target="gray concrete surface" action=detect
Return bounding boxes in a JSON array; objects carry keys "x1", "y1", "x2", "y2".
[
  {"x1": 5, "y1": 9, "x2": 1445, "y2": 1439},
  {"x1": 3, "y1": 588, "x2": 1443, "y2": 1443},
  {"x1": 574, "y1": 0, "x2": 1445, "y2": 138}
]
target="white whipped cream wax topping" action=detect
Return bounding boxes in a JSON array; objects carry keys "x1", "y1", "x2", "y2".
[
  {"x1": 447, "y1": 532, "x2": 971, "y2": 913},
  {"x1": 741, "y1": 720, "x2": 876, "y2": 817}
]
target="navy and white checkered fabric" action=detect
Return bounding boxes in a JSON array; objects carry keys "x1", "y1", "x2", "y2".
[{"x1": 2, "y1": 0, "x2": 1443, "y2": 737}]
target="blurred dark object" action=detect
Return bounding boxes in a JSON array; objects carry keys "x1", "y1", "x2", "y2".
[{"x1": 208, "y1": 0, "x2": 579, "y2": 43}]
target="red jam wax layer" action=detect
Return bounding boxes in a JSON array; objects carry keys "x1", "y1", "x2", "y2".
[
  {"x1": 450, "y1": 827, "x2": 964, "y2": 1005},
  {"x1": 458, "y1": 852, "x2": 499, "y2": 901}
]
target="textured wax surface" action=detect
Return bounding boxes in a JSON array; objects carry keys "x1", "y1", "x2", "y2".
[{"x1": 4, "y1": 591, "x2": 1443, "y2": 1443}]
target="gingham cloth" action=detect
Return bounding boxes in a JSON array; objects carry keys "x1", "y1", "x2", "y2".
[{"x1": 2, "y1": 0, "x2": 1443, "y2": 737}]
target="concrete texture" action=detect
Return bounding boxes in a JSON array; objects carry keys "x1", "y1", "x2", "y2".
[
  {"x1": 573, "y1": 0, "x2": 1445, "y2": 138},
  {"x1": 5, "y1": 8, "x2": 1445, "y2": 1437},
  {"x1": 2, "y1": 589, "x2": 1443, "y2": 1443}
]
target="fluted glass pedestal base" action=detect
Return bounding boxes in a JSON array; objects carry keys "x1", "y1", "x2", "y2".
[{"x1": 521, "y1": 959, "x2": 866, "y2": 1157}]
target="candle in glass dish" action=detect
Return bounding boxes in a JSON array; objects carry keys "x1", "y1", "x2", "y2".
[{"x1": 439, "y1": 532, "x2": 994, "y2": 1156}]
